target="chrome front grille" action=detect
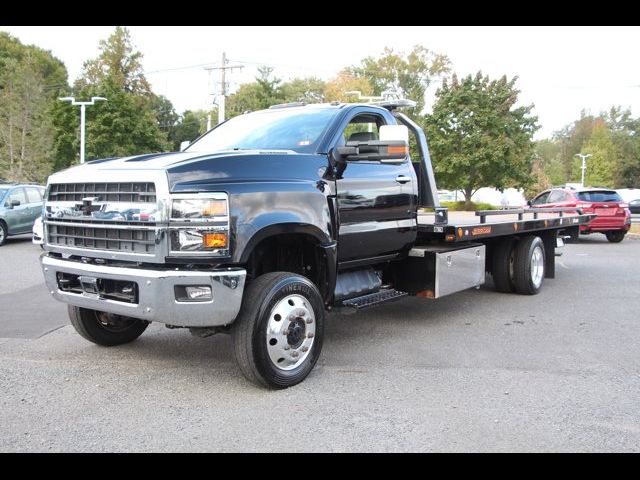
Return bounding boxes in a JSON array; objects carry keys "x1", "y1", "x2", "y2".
[
  {"x1": 44, "y1": 175, "x2": 169, "y2": 262},
  {"x1": 48, "y1": 182, "x2": 156, "y2": 203},
  {"x1": 47, "y1": 221, "x2": 157, "y2": 254}
]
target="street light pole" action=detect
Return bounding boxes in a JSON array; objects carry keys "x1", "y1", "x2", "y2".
[
  {"x1": 58, "y1": 96, "x2": 107, "y2": 163},
  {"x1": 575, "y1": 153, "x2": 592, "y2": 187}
]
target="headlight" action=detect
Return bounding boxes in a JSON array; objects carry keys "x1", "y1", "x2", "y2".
[
  {"x1": 170, "y1": 195, "x2": 229, "y2": 256},
  {"x1": 171, "y1": 198, "x2": 227, "y2": 219}
]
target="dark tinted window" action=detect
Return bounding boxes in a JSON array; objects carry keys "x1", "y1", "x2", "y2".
[
  {"x1": 577, "y1": 190, "x2": 622, "y2": 202},
  {"x1": 26, "y1": 187, "x2": 42, "y2": 203},
  {"x1": 532, "y1": 191, "x2": 550, "y2": 205}
]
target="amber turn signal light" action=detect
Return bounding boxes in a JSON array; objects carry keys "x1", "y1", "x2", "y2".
[
  {"x1": 202, "y1": 232, "x2": 227, "y2": 248},
  {"x1": 387, "y1": 145, "x2": 408, "y2": 155},
  {"x1": 202, "y1": 200, "x2": 227, "y2": 216}
]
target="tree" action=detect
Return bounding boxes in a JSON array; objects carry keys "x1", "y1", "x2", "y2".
[
  {"x1": 323, "y1": 70, "x2": 373, "y2": 102},
  {"x1": 350, "y1": 45, "x2": 450, "y2": 113},
  {"x1": 0, "y1": 32, "x2": 68, "y2": 182},
  {"x1": 226, "y1": 66, "x2": 284, "y2": 117},
  {"x1": 78, "y1": 26, "x2": 151, "y2": 96},
  {"x1": 579, "y1": 121, "x2": 617, "y2": 187},
  {"x1": 170, "y1": 110, "x2": 212, "y2": 151},
  {"x1": 52, "y1": 27, "x2": 169, "y2": 168},
  {"x1": 425, "y1": 72, "x2": 539, "y2": 209},
  {"x1": 281, "y1": 77, "x2": 325, "y2": 103},
  {"x1": 0, "y1": 57, "x2": 55, "y2": 182}
]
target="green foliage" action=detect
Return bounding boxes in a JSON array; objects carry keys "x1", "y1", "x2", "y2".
[
  {"x1": 350, "y1": 45, "x2": 450, "y2": 113},
  {"x1": 0, "y1": 32, "x2": 68, "y2": 182},
  {"x1": 579, "y1": 122, "x2": 616, "y2": 187},
  {"x1": 281, "y1": 77, "x2": 325, "y2": 103},
  {"x1": 170, "y1": 110, "x2": 212, "y2": 150},
  {"x1": 439, "y1": 201, "x2": 498, "y2": 211},
  {"x1": 324, "y1": 70, "x2": 373, "y2": 102},
  {"x1": 52, "y1": 27, "x2": 170, "y2": 168},
  {"x1": 539, "y1": 107, "x2": 640, "y2": 189},
  {"x1": 425, "y1": 72, "x2": 539, "y2": 208},
  {"x1": 77, "y1": 26, "x2": 151, "y2": 96}
]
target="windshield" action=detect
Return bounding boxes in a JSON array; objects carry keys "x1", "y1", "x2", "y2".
[
  {"x1": 186, "y1": 107, "x2": 339, "y2": 154},
  {"x1": 577, "y1": 190, "x2": 622, "y2": 202},
  {"x1": 0, "y1": 188, "x2": 8, "y2": 202}
]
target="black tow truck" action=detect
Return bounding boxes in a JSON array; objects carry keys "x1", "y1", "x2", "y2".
[{"x1": 40, "y1": 100, "x2": 593, "y2": 388}]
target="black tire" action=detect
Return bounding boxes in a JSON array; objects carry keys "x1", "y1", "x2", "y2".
[
  {"x1": 232, "y1": 272, "x2": 324, "y2": 389},
  {"x1": 68, "y1": 306, "x2": 149, "y2": 346},
  {"x1": 492, "y1": 238, "x2": 516, "y2": 293},
  {"x1": 0, "y1": 221, "x2": 7, "y2": 246},
  {"x1": 513, "y1": 236, "x2": 545, "y2": 295},
  {"x1": 605, "y1": 230, "x2": 626, "y2": 243}
]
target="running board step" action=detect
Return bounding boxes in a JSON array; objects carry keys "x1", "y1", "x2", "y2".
[{"x1": 341, "y1": 289, "x2": 408, "y2": 311}]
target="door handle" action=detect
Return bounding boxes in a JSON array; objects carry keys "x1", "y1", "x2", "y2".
[{"x1": 395, "y1": 175, "x2": 411, "y2": 184}]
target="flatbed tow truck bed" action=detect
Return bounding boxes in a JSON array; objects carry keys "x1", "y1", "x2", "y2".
[{"x1": 417, "y1": 208, "x2": 593, "y2": 244}]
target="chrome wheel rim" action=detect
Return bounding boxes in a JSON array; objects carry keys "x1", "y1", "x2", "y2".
[
  {"x1": 266, "y1": 294, "x2": 315, "y2": 371},
  {"x1": 0, "y1": 227, "x2": 4, "y2": 243},
  {"x1": 531, "y1": 245, "x2": 544, "y2": 288}
]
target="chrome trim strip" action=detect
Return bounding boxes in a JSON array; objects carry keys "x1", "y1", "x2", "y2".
[
  {"x1": 41, "y1": 254, "x2": 246, "y2": 327},
  {"x1": 47, "y1": 220, "x2": 160, "y2": 230},
  {"x1": 339, "y1": 218, "x2": 416, "y2": 235}
]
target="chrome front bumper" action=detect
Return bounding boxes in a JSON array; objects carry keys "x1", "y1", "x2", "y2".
[{"x1": 41, "y1": 255, "x2": 246, "y2": 327}]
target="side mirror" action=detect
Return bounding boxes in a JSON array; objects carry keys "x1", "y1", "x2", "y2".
[
  {"x1": 179, "y1": 140, "x2": 190, "y2": 152},
  {"x1": 527, "y1": 200, "x2": 533, "y2": 207},
  {"x1": 11, "y1": 199, "x2": 20, "y2": 207}
]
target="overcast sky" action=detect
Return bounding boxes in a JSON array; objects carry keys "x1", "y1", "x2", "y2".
[{"x1": 3, "y1": 26, "x2": 639, "y2": 138}]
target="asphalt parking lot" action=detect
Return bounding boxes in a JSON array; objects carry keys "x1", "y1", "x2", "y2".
[{"x1": 1, "y1": 233, "x2": 639, "y2": 452}]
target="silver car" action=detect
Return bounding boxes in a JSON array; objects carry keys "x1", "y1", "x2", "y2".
[{"x1": 0, "y1": 184, "x2": 45, "y2": 246}]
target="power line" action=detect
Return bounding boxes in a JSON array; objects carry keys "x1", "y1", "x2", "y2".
[
  {"x1": 144, "y1": 61, "x2": 222, "y2": 75},
  {"x1": 205, "y1": 52, "x2": 244, "y2": 125}
]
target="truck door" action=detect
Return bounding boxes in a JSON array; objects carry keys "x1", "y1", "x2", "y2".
[{"x1": 333, "y1": 111, "x2": 417, "y2": 263}]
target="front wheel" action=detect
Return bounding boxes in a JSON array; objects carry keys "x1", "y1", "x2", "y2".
[
  {"x1": 0, "y1": 221, "x2": 7, "y2": 246},
  {"x1": 68, "y1": 306, "x2": 149, "y2": 346},
  {"x1": 605, "y1": 230, "x2": 626, "y2": 243},
  {"x1": 232, "y1": 272, "x2": 324, "y2": 389}
]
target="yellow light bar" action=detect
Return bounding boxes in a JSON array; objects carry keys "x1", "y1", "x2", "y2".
[
  {"x1": 203, "y1": 232, "x2": 227, "y2": 248},
  {"x1": 202, "y1": 200, "x2": 227, "y2": 217}
]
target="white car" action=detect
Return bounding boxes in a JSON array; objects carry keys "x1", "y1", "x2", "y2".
[{"x1": 32, "y1": 216, "x2": 44, "y2": 246}]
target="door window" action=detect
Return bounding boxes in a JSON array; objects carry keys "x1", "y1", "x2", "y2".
[
  {"x1": 5, "y1": 188, "x2": 26, "y2": 207},
  {"x1": 547, "y1": 190, "x2": 566, "y2": 203},
  {"x1": 532, "y1": 191, "x2": 550, "y2": 205},
  {"x1": 25, "y1": 187, "x2": 42, "y2": 203},
  {"x1": 341, "y1": 114, "x2": 385, "y2": 148}
]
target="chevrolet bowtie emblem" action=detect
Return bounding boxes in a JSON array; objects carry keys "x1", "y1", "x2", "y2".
[{"x1": 76, "y1": 197, "x2": 101, "y2": 215}]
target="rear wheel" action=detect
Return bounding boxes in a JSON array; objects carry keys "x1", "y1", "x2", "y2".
[
  {"x1": 513, "y1": 236, "x2": 545, "y2": 295},
  {"x1": 68, "y1": 306, "x2": 149, "y2": 346},
  {"x1": 0, "y1": 221, "x2": 7, "y2": 246},
  {"x1": 232, "y1": 272, "x2": 324, "y2": 389},
  {"x1": 491, "y1": 238, "x2": 516, "y2": 293},
  {"x1": 605, "y1": 230, "x2": 626, "y2": 243}
]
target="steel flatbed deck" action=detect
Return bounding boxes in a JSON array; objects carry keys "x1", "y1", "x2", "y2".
[{"x1": 417, "y1": 208, "x2": 594, "y2": 243}]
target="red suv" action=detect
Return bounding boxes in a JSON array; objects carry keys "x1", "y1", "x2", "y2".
[{"x1": 529, "y1": 187, "x2": 631, "y2": 243}]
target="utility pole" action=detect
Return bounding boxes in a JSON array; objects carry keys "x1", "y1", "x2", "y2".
[
  {"x1": 575, "y1": 153, "x2": 592, "y2": 187},
  {"x1": 205, "y1": 52, "x2": 244, "y2": 126},
  {"x1": 58, "y1": 96, "x2": 107, "y2": 164}
]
